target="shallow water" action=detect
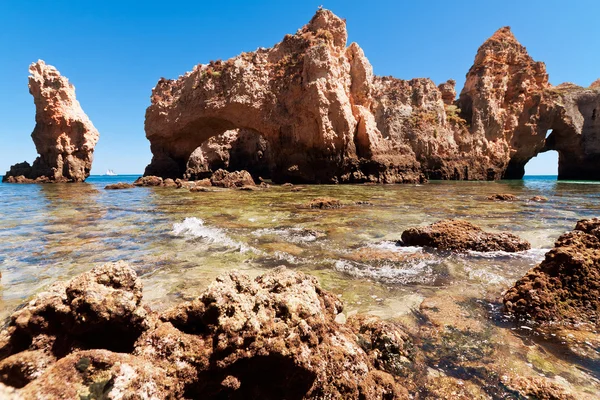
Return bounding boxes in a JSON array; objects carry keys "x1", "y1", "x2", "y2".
[{"x1": 1, "y1": 175, "x2": 600, "y2": 395}]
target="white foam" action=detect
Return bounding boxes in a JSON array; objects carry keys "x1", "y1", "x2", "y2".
[
  {"x1": 333, "y1": 258, "x2": 437, "y2": 285},
  {"x1": 252, "y1": 227, "x2": 320, "y2": 243},
  {"x1": 172, "y1": 217, "x2": 251, "y2": 252},
  {"x1": 366, "y1": 241, "x2": 423, "y2": 254},
  {"x1": 465, "y1": 248, "x2": 548, "y2": 262}
]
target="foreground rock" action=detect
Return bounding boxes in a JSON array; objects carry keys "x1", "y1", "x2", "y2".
[
  {"x1": 3, "y1": 60, "x2": 99, "y2": 183},
  {"x1": 400, "y1": 219, "x2": 531, "y2": 252},
  {"x1": 504, "y1": 218, "x2": 600, "y2": 328},
  {"x1": 0, "y1": 263, "x2": 413, "y2": 399}
]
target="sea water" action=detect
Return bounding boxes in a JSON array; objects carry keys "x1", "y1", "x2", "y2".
[{"x1": 1, "y1": 175, "x2": 599, "y2": 394}]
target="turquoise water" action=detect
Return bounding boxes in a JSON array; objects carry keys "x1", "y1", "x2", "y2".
[{"x1": 1, "y1": 175, "x2": 600, "y2": 395}]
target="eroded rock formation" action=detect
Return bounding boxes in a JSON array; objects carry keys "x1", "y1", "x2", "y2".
[
  {"x1": 0, "y1": 263, "x2": 412, "y2": 399},
  {"x1": 400, "y1": 219, "x2": 531, "y2": 252},
  {"x1": 0, "y1": 261, "x2": 589, "y2": 398},
  {"x1": 143, "y1": 10, "x2": 600, "y2": 183},
  {"x1": 184, "y1": 129, "x2": 272, "y2": 181},
  {"x1": 504, "y1": 218, "x2": 600, "y2": 328},
  {"x1": 3, "y1": 61, "x2": 99, "y2": 183}
]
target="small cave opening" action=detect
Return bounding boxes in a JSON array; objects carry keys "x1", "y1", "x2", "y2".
[
  {"x1": 185, "y1": 354, "x2": 316, "y2": 400},
  {"x1": 184, "y1": 129, "x2": 273, "y2": 182}
]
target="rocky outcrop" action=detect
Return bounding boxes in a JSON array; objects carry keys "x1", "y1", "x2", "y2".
[
  {"x1": 143, "y1": 9, "x2": 431, "y2": 184},
  {"x1": 0, "y1": 263, "x2": 413, "y2": 399},
  {"x1": 1, "y1": 260, "x2": 593, "y2": 398},
  {"x1": 142, "y1": 10, "x2": 600, "y2": 183},
  {"x1": 400, "y1": 219, "x2": 531, "y2": 252},
  {"x1": 104, "y1": 182, "x2": 135, "y2": 190},
  {"x1": 504, "y1": 218, "x2": 600, "y2": 328},
  {"x1": 209, "y1": 169, "x2": 255, "y2": 188},
  {"x1": 3, "y1": 61, "x2": 99, "y2": 183}
]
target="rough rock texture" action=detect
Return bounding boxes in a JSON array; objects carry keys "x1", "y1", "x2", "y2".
[
  {"x1": 458, "y1": 27, "x2": 600, "y2": 180},
  {"x1": 210, "y1": 169, "x2": 255, "y2": 188},
  {"x1": 504, "y1": 218, "x2": 600, "y2": 328},
  {"x1": 104, "y1": 182, "x2": 135, "y2": 190},
  {"x1": 134, "y1": 175, "x2": 164, "y2": 187},
  {"x1": 2, "y1": 261, "x2": 595, "y2": 399},
  {"x1": 0, "y1": 262, "x2": 149, "y2": 389},
  {"x1": 400, "y1": 219, "x2": 531, "y2": 252},
  {"x1": 184, "y1": 129, "x2": 272, "y2": 181},
  {"x1": 305, "y1": 197, "x2": 343, "y2": 209},
  {"x1": 3, "y1": 61, "x2": 99, "y2": 183},
  {"x1": 487, "y1": 193, "x2": 518, "y2": 201},
  {"x1": 0, "y1": 263, "x2": 416, "y2": 399},
  {"x1": 143, "y1": 11, "x2": 600, "y2": 183}
]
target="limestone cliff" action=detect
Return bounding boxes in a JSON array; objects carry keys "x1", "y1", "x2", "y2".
[
  {"x1": 3, "y1": 61, "x2": 99, "y2": 183},
  {"x1": 143, "y1": 10, "x2": 600, "y2": 183}
]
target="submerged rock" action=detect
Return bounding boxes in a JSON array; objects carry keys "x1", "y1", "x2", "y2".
[
  {"x1": 487, "y1": 193, "x2": 518, "y2": 201},
  {"x1": 3, "y1": 61, "x2": 99, "y2": 183},
  {"x1": 530, "y1": 195, "x2": 548, "y2": 202},
  {"x1": 400, "y1": 219, "x2": 531, "y2": 252},
  {"x1": 305, "y1": 197, "x2": 343, "y2": 209},
  {"x1": 504, "y1": 218, "x2": 600, "y2": 328},
  {"x1": 104, "y1": 182, "x2": 135, "y2": 190}
]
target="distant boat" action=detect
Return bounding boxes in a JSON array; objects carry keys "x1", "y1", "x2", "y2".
[{"x1": 105, "y1": 169, "x2": 117, "y2": 176}]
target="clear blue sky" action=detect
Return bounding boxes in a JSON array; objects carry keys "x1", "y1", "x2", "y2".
[{"x1": 1, "y1": 1, "x2": 597, "y2": 175}]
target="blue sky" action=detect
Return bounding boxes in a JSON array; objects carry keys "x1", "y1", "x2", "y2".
[{"x1": 1, "y1": 1, "x2": 597, "y2": 175}]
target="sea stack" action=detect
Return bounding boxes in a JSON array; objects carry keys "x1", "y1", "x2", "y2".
[{"x1": 3, "y1": 60, "x2": 99, "y2": 183}]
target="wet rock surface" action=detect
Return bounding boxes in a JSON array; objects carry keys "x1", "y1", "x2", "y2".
[
  {"x1": 400, "y1": 219, "x2": 531, "y2": 252},
  {"x1": 1, "y1": 260, "x2": 595, "y2": 399},
  {"x1": 487, "y1": 193, "x2": 518, "y2": 201},
  {"x1": 504, "y1": 218, "x2": 600, "y2": 328},
  {"x1": 3, "y1": 61, "x2": 99, "y2": 183},
  {"x1": 104, "y1": 182, "x2": 135, "y2": 190},
  {"x1": 305, "y1": 197, "x2": 343, "y2": 209},
  {"x1": 210, "y1": 169, "x2": 255, "y2": 188},
  {"x1": 0, "y1": 264, "x2": 410, "y2": 399}
]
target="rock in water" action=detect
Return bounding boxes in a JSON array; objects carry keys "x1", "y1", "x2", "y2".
[
  {"x1": 209, "y1": 169, "x2": 255, "y2": 188},
  {"x1": 0, "y1": 264, "x2": 413, "y2": 398},
  {"x1": 504, "y1": 218, "x2": 600, "y2": 328},
  {"x1": 400, "y1": 219, "x2": 531, "y2": 252},
  {"x1": 3, "y1": 60, "x2": 99, "y2": 183},
  {"x1": 143, "y1": 10, "x2": 600, "y2": 183}
]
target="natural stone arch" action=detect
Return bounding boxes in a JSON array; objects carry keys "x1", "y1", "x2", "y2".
[
  {"x1": 184, "y1": 128, "x2": 273, "y2": 181},
  {"x1": 144, "y1": 113, "x2": 277, "y2": 179},
  {"x1": 502, "y1": 85, "x2": 600, "y2": 180}
]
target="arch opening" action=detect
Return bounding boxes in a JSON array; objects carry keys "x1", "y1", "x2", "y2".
[
  {"x1": 524, "y1": 149, "x2": 558, "y2": 178},
  {"x1": 183, "y1": 128, "x2": 274, "y2": 181}
]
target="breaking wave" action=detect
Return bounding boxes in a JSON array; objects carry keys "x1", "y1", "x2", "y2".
[{"x1": 172, "y1": 217, "x2": 251, "y2": 252}]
